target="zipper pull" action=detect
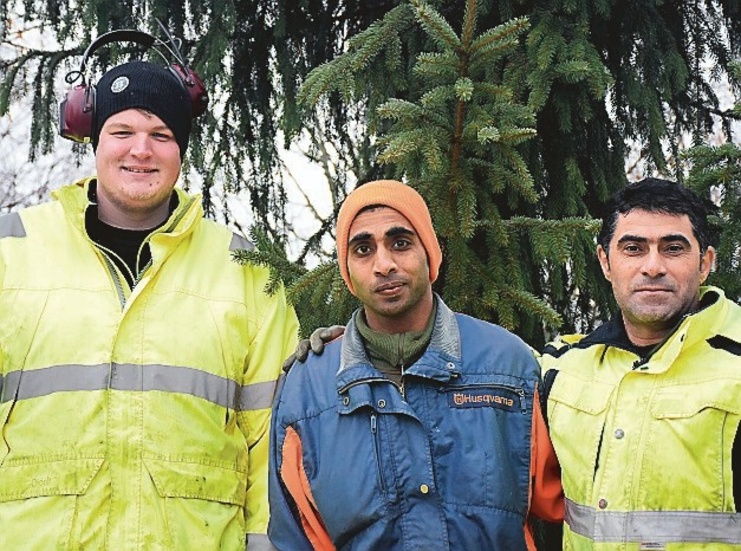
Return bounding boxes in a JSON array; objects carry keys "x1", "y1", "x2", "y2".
[{"x1": 517, "y1": 389, "x2": 526, "y2": 413}]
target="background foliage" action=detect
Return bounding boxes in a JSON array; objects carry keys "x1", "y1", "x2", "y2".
[{"x1": 2, "y1": 0, "x2": 740, "y2": 348}]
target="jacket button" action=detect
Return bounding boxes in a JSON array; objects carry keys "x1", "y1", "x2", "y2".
[
  {"x1": 614, "y1": 428, "x2": 624, "y2": 439},
  {"x1": 377, "y1": 399, "x2": 386, "y2": 408},
  {"x1": 598, "y1": 498, "x2": 608, "y2": 509},
  {"x1": 420, "y1": 484, "x2": 429, "y2": 494}
]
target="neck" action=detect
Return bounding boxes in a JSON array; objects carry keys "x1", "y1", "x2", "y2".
[
  {"x1": 364, "y1": 288, "x2": 434, "y2": 334},
  {"x1": 96, "y1": 193, "x2": 171, "y2": 230},
  {"x1": 622, "y1": 296, "x2": 702, "y2": 348},
  {"x1": 623, "y1": 321, "x2": 668, "y2": 348}
]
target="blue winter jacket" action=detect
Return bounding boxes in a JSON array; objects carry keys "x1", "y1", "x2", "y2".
[{"x1": 268, "y1": 297, "x2": 547, "y2": 550}]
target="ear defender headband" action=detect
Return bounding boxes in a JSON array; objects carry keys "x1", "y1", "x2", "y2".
[{"x1": 59, "y1": 19, "x2": 208, "y2": 143}]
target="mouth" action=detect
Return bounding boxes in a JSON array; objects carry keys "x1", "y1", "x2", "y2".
[
  {"x1": 123, "y1": 166, "x2": 157, "y2": 174},
  {"x1": 634, "y1": 287, "x2": 673, "y2": 294},
  {"x1": 375, "y1": 281, "x2": 405, "y2": 294}
]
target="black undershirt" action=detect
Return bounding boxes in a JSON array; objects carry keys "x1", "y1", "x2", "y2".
[{"x1": 85, "y1": 184, "x2": 177, "y2": 288}]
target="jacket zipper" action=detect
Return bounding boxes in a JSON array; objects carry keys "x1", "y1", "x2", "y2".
[
  {"x1": 133, "y1": 259, "x2": 152, "y2": 287},
  {"x1": 101, "y1": 253, "x2": 126, "y2": 309},
  {"x1": 370, "y1": 413, "x2": 387, "y2": 493}
]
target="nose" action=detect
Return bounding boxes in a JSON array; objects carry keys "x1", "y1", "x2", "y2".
[
  {"x1": 640, "y1": 248, "x2": 667, "y2": 278},
  {"x1": 373, "y1": 246, "x2": 397, "y2": 276},
  {"x1": 129, "y1": 134, "x2": 153, "y2": 158}
]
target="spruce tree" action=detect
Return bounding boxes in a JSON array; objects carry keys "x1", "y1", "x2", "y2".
[
  {"x1": 3, "y1": 0, "x2": 740, "y2": 345},
  {"x1": 685, "y1": 62, "x2": 741, "y2": 301},
  {"x1": 251, "y1": 0, "x2": 596, "y2": 345}
]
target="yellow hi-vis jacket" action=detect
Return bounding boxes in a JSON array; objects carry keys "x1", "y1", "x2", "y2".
[
  {"x1": 540, "y1": 287, "x2": 741, "y2": 550},
  {"x1": 0, "y1": 179, "x2": 298, "y2": 550}
]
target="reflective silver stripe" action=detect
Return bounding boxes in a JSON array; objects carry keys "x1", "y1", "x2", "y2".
[
  {"x1": 110, "y1": 364, "x2": 239, "y2": 410},
  {"x1": 246, "y1": 533, "x2": 277, "y2": 551},
  {"x1": 566, "y1": 498, "x2": 741, "y2": 544},
  {"x1": 229, "y1": 233, "x2": 254, "y2": 252},
  {"x1": 0, "y1": 212, "x2": 26, "y2": 238},
  {"x1": 238, "y1": 380, "x2": 277, "y2": 411},
  {"x1": 6, "y1": 364, "x2": 109, "y2": 401},
  {"x1": 0, "y1": 364, "x2": 275, "y2": 411}
]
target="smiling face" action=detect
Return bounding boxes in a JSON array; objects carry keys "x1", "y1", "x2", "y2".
[
  {"x1": 347, "y1": 206, "x2": 434, "y2": 334},
  {"x1": 598, "y1": 209, "x2": 715, "y2": 346},
  {"x1": 94, "y1": 108, "x2": 181, "y2": 228}
]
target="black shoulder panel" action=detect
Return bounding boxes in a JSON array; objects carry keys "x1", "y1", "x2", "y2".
[
  {"x1": 540, "y1": 369, "x2": 559, "y2": 430},
  {"x1": 542, "y1": 342, "x2": 571, "y2": 359},
  {"x1": 707, "y1": 335, "x2": 741, "y2": 357}
]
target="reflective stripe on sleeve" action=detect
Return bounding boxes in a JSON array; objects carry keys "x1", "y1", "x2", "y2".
[
  {"x1": 0, "y1": 364, "x2": 276, "y2": 411},
  {"x1": 246, "y1": 533, "x2": 278, "y2": 551},
  {"x1": 238, "y1": 380, "x2": 277, "y2": 411},
  {"x1": 0, "y1": 212, "x2": 26, "y2": 238},
  {"x1": 229, "y1": 233, "x2": 254, "y2": 252},
  {"x1": 566, "y1": 498, "x2": 741, "y2": 544}
]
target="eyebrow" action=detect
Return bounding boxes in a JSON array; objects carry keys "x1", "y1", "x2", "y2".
[
  {"x1": 105, "y1": 122, "x2": 171, "y2": 132},
  {"x1": 348, "y1": 226, "x2": 415, "y2": 246},
  {"x1": 386, "y1": 226, "x2": 415, "y2": 238},
  {"x1": 616, "y1": 233, "x2": 692, "y2": 247},
  {"x1": 348, "y1": 231, "x2": 372, "y2": 246}
]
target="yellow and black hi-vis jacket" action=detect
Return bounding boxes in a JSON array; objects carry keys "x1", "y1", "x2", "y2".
[
  {"x1": 540, "y1": 286, "x2": 741, "y2": 550},
  {"x1": 0, "y1": 178, "x2": 298, "y2": 550}
]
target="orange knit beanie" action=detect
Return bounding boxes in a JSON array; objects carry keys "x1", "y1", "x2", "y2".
[{"x1": 336, "y1": 180, "x2": 442, "y2": 295}]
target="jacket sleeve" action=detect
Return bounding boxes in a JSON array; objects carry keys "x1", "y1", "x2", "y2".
[
  {"x1": 238, "y1": 266, "x2": 299, "y2": 544},
  {"x1": 268, "y1": 382, "x2": 334, "y2": 551},
  {"x1": 528, "y1": 387, "x2": 564, "y2": 523}
]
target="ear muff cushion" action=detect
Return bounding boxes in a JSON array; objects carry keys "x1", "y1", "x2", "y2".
[
  {"x1": 169, "y1": 64, "x2": 208, "y2": 117},
  {"x1": 59, "y1": 84, "x2": 96, "y2": 143}
]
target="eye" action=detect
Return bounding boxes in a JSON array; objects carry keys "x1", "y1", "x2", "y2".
[
  {"x1": 622, "y1": 243, "x2": 643, "y2": 254},
  {"x1": 111, "y1": 130, "x2": 132, "y2": 137},
  {"x1": 392, "y1": 237, "x2": 412, "y2": 249},
  {"x1": 665, "y1": 243, "x2": 687, "y2": 254},
  {"x1": 152, "y1": 132, "x2": 174, "y2": 141},
  {"x1": 353, "y1": 244, "x2": 372, "y2": 256}
]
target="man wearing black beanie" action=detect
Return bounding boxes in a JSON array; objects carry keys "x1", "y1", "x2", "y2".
[{"x1": 0, "y1": 55, "x2": 297, "y2": 551}]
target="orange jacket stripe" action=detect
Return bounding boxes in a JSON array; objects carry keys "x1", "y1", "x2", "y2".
[{"x1": 281, "y1": 426, "x2": 335, "y2": 551}]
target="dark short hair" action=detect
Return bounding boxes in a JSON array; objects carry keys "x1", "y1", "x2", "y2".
[{"x1": 597, "y1": 178, "x2": 717, "y2": 254}]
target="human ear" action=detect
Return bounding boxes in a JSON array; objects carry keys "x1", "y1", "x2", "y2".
[
  {"x1": 597, "y1": 245, "x2": 611, "y2": 281},
  {"x1": 699, "y1": 246, "x2": 715, "y2": 283}
]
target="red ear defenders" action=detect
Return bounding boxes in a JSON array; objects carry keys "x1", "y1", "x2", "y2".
[{"x1": 59, "y1": 22, "x2": 208, "y2": 143}]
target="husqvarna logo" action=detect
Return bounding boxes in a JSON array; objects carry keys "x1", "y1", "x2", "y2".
[{"x1": 449, "y1": 388, "x2": 519, "y2": 411}]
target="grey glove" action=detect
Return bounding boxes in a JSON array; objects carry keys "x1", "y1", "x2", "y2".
[{"x1": 282, "y1": 325, "x2": 346, "y2": 372}]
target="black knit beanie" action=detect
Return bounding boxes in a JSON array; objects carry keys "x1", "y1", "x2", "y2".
[{"x1": 92, "y1": 61, "x2": 192, "y2": 158}]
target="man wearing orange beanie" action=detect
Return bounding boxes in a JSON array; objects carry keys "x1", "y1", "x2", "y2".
[{"x1": 268, "y1": 180, "x2": 563, "y2": 550}]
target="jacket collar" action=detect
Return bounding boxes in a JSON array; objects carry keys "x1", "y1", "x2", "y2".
[
  {"x1": 576, "y1": 287, "x2": 726, "y2": 368},
  {"x1": 336, "y1": 294, "x2": 462, "y2": 393},
  {"x1": 53, "y1": 177, "x2": 202, "y2": 238}
]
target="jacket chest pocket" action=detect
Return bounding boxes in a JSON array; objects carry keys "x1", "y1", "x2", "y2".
[
  {"x1": 639, "y1": 381, "x2": 741, "y2": 511},
  {"x1": 0, "y1": 458, "x2": 103, "y2": 549},
  {"x1": 435, "y1": 382, "x2": 531, "y2": 510},
  {"x1": 305, "y1": 411, "x2": 396, "y2": 541},
  {"x1": 143, "y1": 458, "x2": 247, "y2": 550},
  {"x1": 547, "y1": 373, "x2": 613, "y2": 498}
]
